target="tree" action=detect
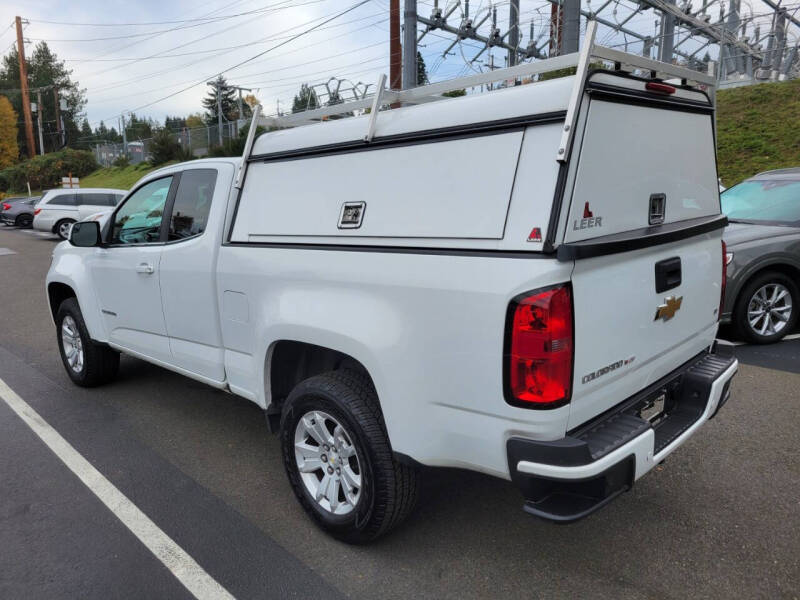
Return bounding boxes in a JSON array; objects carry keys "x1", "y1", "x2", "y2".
[
  {"x1": 243, "y1": 94, "x2": 261, "y2": 111},
  {"x1": 416, "y1": 51, "x2": 429, "y2": 86},
  {"x1": 0, "y1": 96, "x2": 18, "y2": 168},
  {"x1": 149, "y1": 128, "x2": 180, "y2": 165},
  {"x1": 165, "y1": 115, "x2": 187, "y2": 131},
  {"x1": 292, "y1": 83, "x2": 319, "y2": 113},
  {"x1": 126, "y1": 113, "x2": 154, "y2": 140},
  {"x1": 185, "y1": 113, "x2": 205, "y2": 129},
  {"x1": 202, "y1": 75, "x2": 238, "y2": 125},
  {"x1": 77, "y1": 119, "x2": 93, "y2": 148},
  {"x1": 0, "y1": 42, "x2": 87, "y2": 157}
]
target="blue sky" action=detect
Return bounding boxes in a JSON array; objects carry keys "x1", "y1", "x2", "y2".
[{"x1": 0, "y1": 0, "x2": 795, "y2": 129}]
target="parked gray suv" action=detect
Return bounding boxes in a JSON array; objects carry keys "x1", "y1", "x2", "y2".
[
  {"x1": 1, "y1": 196, "x2": 40, "y2": 228},
  {"x1": 721, "y1": 168, "x2": 800, "y2": 343}
]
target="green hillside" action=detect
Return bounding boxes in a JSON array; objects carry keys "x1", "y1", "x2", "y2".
[
  {"x1": 716, "y1": 78, "x2": 800, "y2": 187},
  {"x1": 79, "y1": 162, "x2": 173, "y2": 190}
]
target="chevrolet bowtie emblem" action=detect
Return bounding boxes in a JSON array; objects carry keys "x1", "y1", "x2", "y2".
[{"x1": 655, "y1": 296, "x2": 683, "y2": 321}]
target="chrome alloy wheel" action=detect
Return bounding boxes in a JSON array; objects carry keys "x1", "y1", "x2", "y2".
[
  {"x1": 294, "y1": 410, "x2": 362, "y2": 516},
  {"x1": 58, "y1": 221, "x2": 73, "y2": 239},
  {"x1": 747, "y1": 283, "x2": 793, "y2": 337},
  {"x1": 61, "y1": 315, "x2": 84, "y2": 373}
]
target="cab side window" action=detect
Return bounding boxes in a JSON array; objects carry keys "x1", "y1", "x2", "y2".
[
  {"x1": 110, "y1": 177, "x2": 173, "y2": 245},
  {"x1": 168, "y1": 169, "x2": 217, "y2": 241}
]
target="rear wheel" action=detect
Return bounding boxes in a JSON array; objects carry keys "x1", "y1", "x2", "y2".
[
  {"x1": 56, "y1": 298, "x2": 119, "y2": 386},
  {"x1": 56, "y1": 219, "x2": 75, "y2": 240},
  {"x1": 280, "y1": 370, "x2": 419, "y2": 543},
  {"x1": 16, "y1": 213, "x2": 32, "y2": 228},
  {"x1": 734, "y1": 271, "x2": 798, "y2": 344}
]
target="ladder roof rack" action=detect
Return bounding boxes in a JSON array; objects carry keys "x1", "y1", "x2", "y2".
[{"x1": 236, "y1": 20, "x2": 716, "y2": 185}]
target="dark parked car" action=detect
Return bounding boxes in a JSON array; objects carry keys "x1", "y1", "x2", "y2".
[
  {"x1": 721, "y1": 168, "x2": 800, "y2": 343},
  {"x1": 1, "y1": 196, "x2": 40, "y2": 228}
]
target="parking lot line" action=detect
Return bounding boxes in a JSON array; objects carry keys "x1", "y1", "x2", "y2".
[{"x1": 0, "y1": 376, "x2": 235, "y2": 600}]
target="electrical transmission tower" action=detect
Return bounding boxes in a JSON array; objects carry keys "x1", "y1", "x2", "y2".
[{"x1": 397, "y1": 0, "x2": 799, "y2": 89}]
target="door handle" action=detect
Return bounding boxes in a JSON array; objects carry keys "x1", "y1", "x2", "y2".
[{"x1": 136, "y1": 263, "x2": 154, "y2": 274}]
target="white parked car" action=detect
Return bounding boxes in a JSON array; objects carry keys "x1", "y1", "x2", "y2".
[
  {"x1": 45, "y1": 31, "x2": 737, "y2": 542},
  {"x1": 33, "y1": 188, "x2": 126, "y2": 239}
]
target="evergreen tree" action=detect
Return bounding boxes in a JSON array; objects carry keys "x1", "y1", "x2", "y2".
[
  {"x1": 126, "y1": 113, "x2": 154, "y2": 140},
  {"x1": 165, "y1": 115, "x2": 187, "y2": 131},
  {"x1": 291, "y1": 83, "x2": 319, "y2": 113},
  {"x1": 0, "y1": 42, "x2": 86, "y2": 157},
  {"x1": 79, "y1": 119, "x2": 93, "y2": 146},
  {"x1": 202, "y1": 75, "x2": 238, "y2": 125},
  {"x1": 416, "y1": 51, "x2": 429, "y2": 86}
]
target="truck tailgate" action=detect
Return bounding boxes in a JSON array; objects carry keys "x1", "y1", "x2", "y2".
[
  {"x1": 568, "y1": 235, "x2": 722, "y2": 428},
  {"x1": 562, "y1": 74, "x2": 724, "y2": 429}
]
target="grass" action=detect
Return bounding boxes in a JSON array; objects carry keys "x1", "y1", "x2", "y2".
[
  {"x1": 79, "y1": 162, "x2": 176, "y2": 190},
  {"x1": 716, "y1": 78, "x2": 800, "y2": 187}
]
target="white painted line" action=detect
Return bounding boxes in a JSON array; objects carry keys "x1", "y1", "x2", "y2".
[
  {"x1": 0, "y1": 247, "x2": 16, "y2": 256},
  {"x1": 0, "y1": 377, "x2": 235, "y2": 600},
  {"x1": 784, "y1": 333, "x2": 800, "y2": 341}
]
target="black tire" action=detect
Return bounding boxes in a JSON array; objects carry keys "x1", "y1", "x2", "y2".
[
  {"x1": 280, "y1": 370, "x2": 419, "y2": 543},
  {"x1": 16, "y1": 213, "x2": 33, "y2": 228},
  {"x1": 734, "y1": 271, "x2": 799, "y2": 344},
  {"x1": 56, "y1": 298, "x2": 120, "y2": 387},
  {"x1": 55, "y1": 219, "x2": 76, "y2": 240}
]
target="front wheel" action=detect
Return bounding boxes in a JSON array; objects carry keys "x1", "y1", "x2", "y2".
[
  {"x1": 280, "y1": 370, "x2": 419, "y2": 543},
  {"x1": 734, "y1": 271, "x2": 798, "y2": 344},
  {"x1": 56, "y1": 219, "x2": 76, "y2": 240},
  {"x1": 56, "y1": 298, "x2": 120, "y2": 386}
]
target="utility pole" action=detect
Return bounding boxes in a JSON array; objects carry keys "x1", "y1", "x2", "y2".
[
  {"x1": 402, "y1": 0, "x2": 418, "y2": 88},
  {"x1": 35, "y1": 89, "x2": 44, "y2": 155},
  {"x1": 562, "y1": 0, "x2": 581, "y2": 54},
  {"x1": 207, "y1": 80, "x2": 224, "y2": 146},
  {"x1": 390, "y1": 0, "x2": 402, "y2": 90},
  {"x1": 122, "y1": 115, "x2": 128, "y2": 158},
  {"x1": 15, "y1": 16, "x2": 35, "y2": 159},
  {"x1": 657, "y1": 1, "x2": 676, "y2": 64},
  {"x1": 53, "y1": 88, "x2": 63, "y2": 148},
  {"x1": 508, "y1": 0, "x2": 520, "y2": 66}
]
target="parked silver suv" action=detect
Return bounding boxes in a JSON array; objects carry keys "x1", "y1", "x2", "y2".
[{"x1": 33, "y1": 188, "x2": 126, "y2": 239}]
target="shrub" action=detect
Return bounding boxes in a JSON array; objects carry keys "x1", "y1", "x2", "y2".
[
  {"x1": 150, "y1": 129, "x2": 181, "y2": 166},
  {"x1": 0, "y1": 148, "x2": 97, "y2": 192},
  {"x1": 112, "y1": 155, "x2": 130, "y2": 168}
]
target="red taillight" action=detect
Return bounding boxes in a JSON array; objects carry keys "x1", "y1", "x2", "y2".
[
  {"x1": 719, "y1": 240, "x2": 727, "y2": 321},
  {"x1": 34, "y1": 208, "x2": 42, "y2": 215},
  {"x1": 645, "y1": 81, "x2": 676, "y2": 95},
  {"x1": 505, "y1": 285, "x2": 573, "y2": 408},
  {"x1": 1, "y1": 203, "x2": 10, "y2": 210}
]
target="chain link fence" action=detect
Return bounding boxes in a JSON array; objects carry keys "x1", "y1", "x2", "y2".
[{"x1": 93, "y1": 120, "x2": 245, "y2": 167}]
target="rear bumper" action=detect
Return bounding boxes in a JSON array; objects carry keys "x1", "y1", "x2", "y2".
[{"x1": 507, "y1": 343, "x2": 737, "y2": 523}]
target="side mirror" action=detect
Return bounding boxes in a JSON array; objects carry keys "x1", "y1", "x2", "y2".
[{"x1": 69, "y1": 221, "x2": 102, "y2": 247}]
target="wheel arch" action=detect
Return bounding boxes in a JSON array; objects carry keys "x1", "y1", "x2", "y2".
[
  {"x1": 264, "y1": 339, "x2": 377, "y2": 433},
  {"x1": 47, "y1": 281, "x2": 77, "y2": 322}
]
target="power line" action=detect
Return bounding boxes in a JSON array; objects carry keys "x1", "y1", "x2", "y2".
[
  {"x1": 61, "y1": 11, "x2": 385, "y2": 62},
  {"x1": 89, "y1": 0, "x2": 371, "y2": 127},
  {"x1": 27, "y1": 4, "x2": 297, "y2": 42},
  {"x1": 78, "y1": 0, "x2": 324, "y2": 82}
]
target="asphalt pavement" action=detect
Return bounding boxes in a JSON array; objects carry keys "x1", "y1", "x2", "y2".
[{"x1": 0, "y1": 226, "x2": 798, "y2": 600}]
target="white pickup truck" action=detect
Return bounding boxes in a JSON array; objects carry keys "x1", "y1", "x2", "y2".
[{"x1": 46, "y1": 30, "x2": 737, "y2": 542}]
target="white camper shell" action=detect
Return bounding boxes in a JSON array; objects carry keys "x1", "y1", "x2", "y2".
[{"x1": 47, "y1": 22, "x2": 737, "y2": 541}]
